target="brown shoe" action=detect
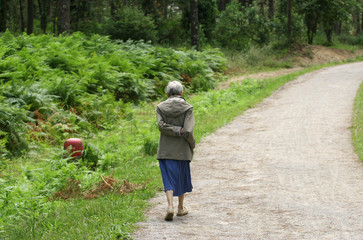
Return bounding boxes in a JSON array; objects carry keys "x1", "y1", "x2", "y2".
[
  {"x1": 164, "y1": 207, "x2": 174, "y2": 221},
  {"x1": 177, "y1": 207, "x2": 188, "y2": 216}
]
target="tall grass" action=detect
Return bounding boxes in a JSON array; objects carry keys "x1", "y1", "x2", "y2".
[
  {"x1": 352, "y1": 81, "x2": 363, "y2": 162},
  {"x1": 1, "y1": 60, "x2": 349, "y2": 239},
  {"x1": 2, "y1": 32, "x2": 363, "y2": 239},
  {"x1": 223, "y1": 45, "x2": 293, "y2": 75}
]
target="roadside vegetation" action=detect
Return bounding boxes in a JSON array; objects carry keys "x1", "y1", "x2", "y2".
[
  {"x1": 1, "y1": 33, "x2": 362, "y2": 238},
  {"x1": 1, "y1": 0, "x2": 363, "y2": 239},
  {"x1": 352, "y1": 79, "x2": 363, "y2": 163}
]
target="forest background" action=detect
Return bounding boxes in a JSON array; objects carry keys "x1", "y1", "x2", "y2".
[{"x1": 1, "y1": 0, "x2": 363, "y2": 239}]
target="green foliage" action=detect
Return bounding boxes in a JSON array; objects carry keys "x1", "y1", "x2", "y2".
[
  {"x1": 352, "y1": 79, "x2": 363, "y2": 162},
  {"x1": 0, "y1": 32, "x2": 225, "y2": 155},
  {"x1": 198, "y1": 0, "x2": 218, "y2": 41},
  {"x1": 296, "y1": 0, "x2": 358, "y2": 44},
  {"x1": 82, "y1": 142, "x2": 102, "y2": 170},
  {"x1": 0, "y1": 31, "x2": 227, "y2": 239},
  {"x1": 272, "y1": 12, "x2": 305, "y2": 48},
  {"x1": 1, "y1": 52, "x2": 361, "y2": 238},
  {"x1": 223, "y1": 45, "x2": 293, "y2": 75},
  {"x1": 215, "y1": 1, "x2": 272, "y2": 50},
  {"x1": 0, "y1": 97, "x2": 30, "y2": 156},
  {"x1": 104, "y1": 6, "x2": 158, "y2": 43},
  {"x1": 156, "y1": 14, "x2": 188, "y2": 46},
  {"x1": 337, "y1": 33, "x2": 363, "y2": 46}
]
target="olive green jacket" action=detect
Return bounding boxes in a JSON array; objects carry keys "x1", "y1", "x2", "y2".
[{"x1": 156, "y1": 95, "x2": 195, "y2": 161}]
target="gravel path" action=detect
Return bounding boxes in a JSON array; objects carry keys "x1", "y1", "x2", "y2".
[{"x1": 133, "y1": 62, "x2": 363, "y2": 240}]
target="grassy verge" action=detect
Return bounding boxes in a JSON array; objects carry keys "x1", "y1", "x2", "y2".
[
  {"x1": 352, "y1": 81, "x2": 363, "y2": 162},
  {"x1": 2, "y1": 57, "x2": 363, "y2": 240}
]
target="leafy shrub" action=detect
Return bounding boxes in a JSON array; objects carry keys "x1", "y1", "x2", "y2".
[
  {"x1": 215, "y1": 1, "x2": 271, "y2": 50},
  {"x1": 157, "y1": 15, "x2": 187, "y2": 45},
  {"x1": 0, "y1": 32, "x2": 226, "y2": 157},
  {"x1": 337, "y1": 34, "x2": 363, "y2": 46},
  {"x1": 143, "y1": 136, "x2": 159, "y2": 156},
  {"x1": 82, "y1": 142, "x2": 102, "y2": 170},
  {"x1": 0, "y1": 98, "x2": 30, "y2": 156},
  {"x1": 272, "y1": 12, "x2": 306, "y2": 48},
  {"x1": 104, "y1": 6, "x2": 158, "y2": 43}
]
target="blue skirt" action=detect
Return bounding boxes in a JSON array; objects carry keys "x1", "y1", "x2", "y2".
[{"x1": 159, "y1": 159, "x2": 193, "y2": 196}]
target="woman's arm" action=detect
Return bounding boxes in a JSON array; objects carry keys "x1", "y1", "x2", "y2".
[
  {"x1": 182, "y1": 108, "x2": 195, "y2": 149},
  {"x1": 156, "y1": 107, "x2": 182, "y2": 136}
]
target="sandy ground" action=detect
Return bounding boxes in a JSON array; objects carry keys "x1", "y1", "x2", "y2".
[{"x1": 133, "y1": 62, "x2": 363, "y2": 240}]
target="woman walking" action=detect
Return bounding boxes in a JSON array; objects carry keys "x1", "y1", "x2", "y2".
[{"x1": 156, "y1": 81, "x2": 195, "y2": 221}]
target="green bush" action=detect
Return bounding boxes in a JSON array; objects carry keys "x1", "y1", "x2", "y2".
[
  {"x1": 337, "y1": 34, "x2": 363, "y2": 46},
  {"x1": 104, "y1": 6, "x2": 158, "y2": 43},
  {"x1": 0, "y1": 97, "x2": 30, "y2": 156},
  {"x1": 215, "y1": 1, "x2": 271, "y2": 50},
  {"x1": 272, "y1": 12, "x2": 306, "y2": 48},
  {"x1": 157, "y1": 15, "x2": 187, "y2": 45},
  {"x1": 0, "y1": 32, "x2": 226, "y2": 156}
]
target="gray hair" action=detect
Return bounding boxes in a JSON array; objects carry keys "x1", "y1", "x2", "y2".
[{"x1": 166, "y1": 81, "x2": 183, "y2": 96}]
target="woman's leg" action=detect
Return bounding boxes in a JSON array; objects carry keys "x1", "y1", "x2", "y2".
[
  {"x1": 165, "y1": 190, "x2": 174, "y2": 221},
  {"x1": 178, "y1": 194, "x2": 184, "y2": 210},
  {"x1": 177, "y1": 194, "x2": 188, "y2": 216},
  {"x1": 166, "y1": 190, "x2": 174, "y2": 209}
]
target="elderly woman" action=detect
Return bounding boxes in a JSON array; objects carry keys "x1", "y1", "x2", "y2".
[{"x1": 156, "y1": 81, "x2": 195, "y2": 221}]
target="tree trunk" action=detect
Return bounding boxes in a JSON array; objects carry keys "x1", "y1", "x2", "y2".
[
  {"x1": 74, "y1": 0, "x2": 81, "y2": 30},
  {"x1": 38, "y1": 0, "x2": 48, "y2": 33},
  {"x1": 190, "y1": 0, "x2": 199, "y2": 50},
  {"x1": 162, "y1": 0, "x2": 167, "y2": 19},
  {"x1": 57, "y1": 0, "x2": 70, "y2": 35},
  {"x1": 0, "y1": 0, "x2": 6, "y2": 32},
  {"x1": 356, "y1": 3, "x2": 361, "y2": 34},
  {"x1": 287, "y1": 0, "x2": 292, "y2": 42},
  {"x1": 27, "y1": 0, "x2": 34, "y2": 34},
  {"x1": 110, "y1": 0, "x2": 118, "y2": 17},
  {"x1": 268, "y1": 0, "x2": 274, "y2": 19},
  {"x1": 217, "y1": 0, "x2": 231, "y2": 11},
  {"x1": 334, "y1": 21, "x2": 342, "y2": 35},
  {"x1": 53, "y1": 0, "x2": 57, "y2": 34},
  {"x1": 259, "y1": 0, "x2": 265, "y2": 16},
  {"x1": 19, "y1": 0, "x2": 25, "y2": 32},
  {"x1": 362, "y1": 11, "x2": 363, "y2": 32},
  {"x1": 239, "y1": 0, "x2": 248, "y2": 6}
]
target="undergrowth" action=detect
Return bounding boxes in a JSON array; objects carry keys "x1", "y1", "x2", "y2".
[
  {"x1": 0, "y1": 31, "x2": 226, "y2": 157},
  {"x1": 1, "y1": 31, "x2": 363, "y2": 239},
  {"x1": 0, "y1": 61, "x2": 347, "y2": 239},
  {"x1": 352, "y1": 80, "x2": 363, "y2": 162}
]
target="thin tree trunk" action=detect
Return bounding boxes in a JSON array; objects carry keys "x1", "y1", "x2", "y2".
[
  {"x1": 162, "y1": 0, "x2": 167, "y2": 19},
  {"x1": 74, "y1": 0, "x2": 82, "y2": 30},
  {"x1": 57, "y1": 0, "x2": 70, "y2": 35},
  {"x1": 27, "y1": 0, "x2": 34, "y2": 34},
  {"x1": 0, "y1": 0, "x2": 6, "y2": 32},
  {"x1": 217, "y1": 0, "x2": 228, "y2": 11},
  {"x1": 357, "y1": 3, "x2": 361, "y2": 33},
  {"x1": 19, "y1": 0, "x2": 25, "y2": 32},
  {"x1": 110, "y1": 0, "x2": 116, "y2": 17},
  {"x1": 38, "y1": 0, "x2": 48, "y2": 33},
  {"x1": 334, "y1": 21, "x2": 341, "y2": 35},
  {"x1": 287, "y1": 0, "x2": 292, "y2": 42},
  {"x1": 268, "y1": 0, "x2": 274, "y2": 19},
  {"x1": 53, "y1": 0, "x2": 57, "y2": 34},
  {"x1": 190, "y1": 0, "x2": 199, "y2": 50},
  {"x1": 259, "y1": 0, "x2": 265, "y2": 16}
]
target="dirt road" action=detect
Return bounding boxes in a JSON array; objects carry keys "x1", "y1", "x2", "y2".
[{"x1": 133, "y1": 62, "x2": 363, "y2": 240}]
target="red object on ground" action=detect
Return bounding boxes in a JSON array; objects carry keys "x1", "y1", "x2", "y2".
[{"x1": 64, "y1": 138, "x2": 84, "y2": 159}]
